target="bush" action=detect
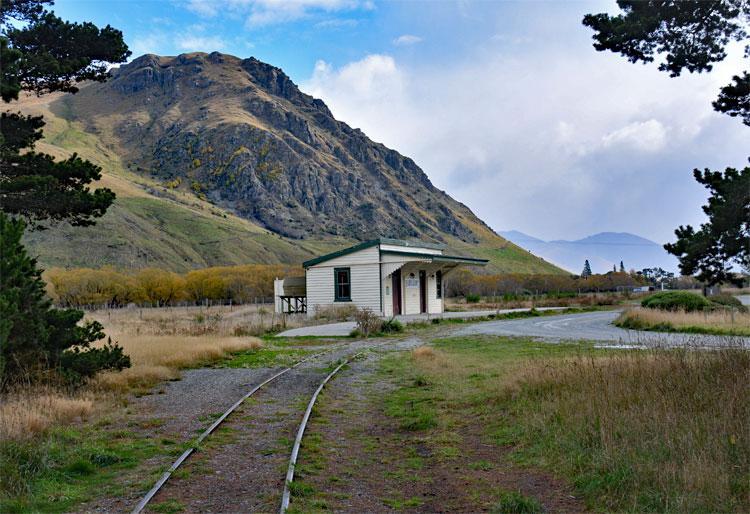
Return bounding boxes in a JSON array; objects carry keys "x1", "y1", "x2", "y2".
[
  {"x1": 353, "y1": 308, "x2": 382, "y2": 338},
  {"x1": 709, "y1": 293, "x2": 748, "y2": 312},
  {"x1": 465, "y1": 293, "x2": 481, "y2": 303},
  {"x1": 380, "y1": 318, "x2": 404, "y2": 334},
  {"x1": 641, "y1": 291, "x2": 712, "y2": 312}
]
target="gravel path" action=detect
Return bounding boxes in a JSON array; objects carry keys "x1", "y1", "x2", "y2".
[{"x1": 455, "y1": 310, "x2": 750, "y2": 347}]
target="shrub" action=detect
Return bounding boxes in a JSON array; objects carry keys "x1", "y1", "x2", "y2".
[
  {"x1": 641, "y1": 291, "x2": 712, "y2": 312},
  {"x1": 465, "y1": 293, "x2": 481, "y2": 303},
  {"x1": 709, "y1": 293, "x2": 748, "y2": 312},
  {"x1": 353, "y1": 308, "x2": 381, "y2": 338},
  {"x1": 381, "y1": 318, "x2": 404, "y2": 334}
]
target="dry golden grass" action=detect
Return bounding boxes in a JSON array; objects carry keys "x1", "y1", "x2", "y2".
[
  {"x1": 94, "y1": 334, "x2": 262, "y2": 391},
  {"x1": 2, "y1": 324, "x2": 264, "y2": 440},
  {"x1": 85, "y1": 304, "x2": 309, "y2": 337},
  {"x1": 411, "y1": 345, "x2": 437, "y2": 360},
  {"x1": 502, "y1": 348, "x2": 750, "y2": 511},
  {"x1": 0, "y1": 390, "x2": 93, "y2": 440},
  {"x1": 618, "y1": 306, "x2": 750, "y2": 335}
]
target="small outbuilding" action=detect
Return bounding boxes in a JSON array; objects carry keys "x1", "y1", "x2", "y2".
[{"x1": 274, "y1": 238, "x2": 488, "y2": 317}]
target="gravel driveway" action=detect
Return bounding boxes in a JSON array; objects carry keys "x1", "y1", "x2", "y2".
[{"x1": 455, "y1": 310, "x2": 750, "y2": 347}]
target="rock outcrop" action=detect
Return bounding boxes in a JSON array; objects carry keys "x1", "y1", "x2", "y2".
[{"x1": 64, "y1": 52, "x2": 484, "y2": 243}]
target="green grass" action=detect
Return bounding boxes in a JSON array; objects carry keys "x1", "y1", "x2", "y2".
[
  {"x1": 151, "y1": 499, "x2": 185, "y2": 513},
  {"x1": 221, "y1": 347, "x2": 311, "y2": 368},
  {"x1": 491, "y1": 490, "x2": 543, "y2": 514},
  {"x1": 0, "y1": 425, "x2": 164, "y2": 513}
]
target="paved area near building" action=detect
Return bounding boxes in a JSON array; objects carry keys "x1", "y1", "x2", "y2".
[
  {"x1": 456, "y1": 310, "x2": 750, "y2": 347},
  {"x1": 275, "y1": 307, "x2": 566, "y2": 337},
  {"x1": 278, "y1": 309, "x2": 749, "y2": 347}
]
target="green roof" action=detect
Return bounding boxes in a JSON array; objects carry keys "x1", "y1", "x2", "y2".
[{"x1": 302, "y1": 238, "x2": 486, "y2": 268}]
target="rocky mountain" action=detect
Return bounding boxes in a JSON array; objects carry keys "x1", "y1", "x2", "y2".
[
  {"x1": 17, "y1": 52, "x2": 563, "y2": 274},
  {"x1": 499, "y1": 230, "x2": 679, "y2": 274}
]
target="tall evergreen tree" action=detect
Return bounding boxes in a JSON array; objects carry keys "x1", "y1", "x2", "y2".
[
  {"x1": 620, "y1": 260, "x2": 625, "y2": 273},
  {"x1": 582, "y1": 260, "x2": 592, "y2": 278},
  {"x1": 583, "y1": 0, "x2": 750, "y2": 126},
  {"x1": 0, "y1": 0, "x2": 131, "y2": 386},
  {"x1": 0, "y1": 214, "x2": 130, "y2": 385},
  {"x1": 1, "y1": 0, "x2": 129, "y2": 227},
  {"x1": 664, "y1": 166, "x2": 750, "y2": 286}
]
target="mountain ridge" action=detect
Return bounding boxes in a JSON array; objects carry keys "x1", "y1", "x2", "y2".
[
  {"x1": 499, "y1": 230, "x2": 679, "y2": 274},
  {"x1": 17, "y1": 51, "x2": 564, "y2": 274}
]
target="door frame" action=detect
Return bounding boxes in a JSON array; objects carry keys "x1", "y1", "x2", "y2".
[
  {"x1": 419, "y1": 270, "x2": 427, "y2": 313},
  {"x1": 391, "y1": 269, "x2": 402, "y2": 316}
]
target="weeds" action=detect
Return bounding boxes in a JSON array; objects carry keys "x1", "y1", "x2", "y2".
[{"x1": 492, "y1": 490, "x2": 543, "y2": 514}]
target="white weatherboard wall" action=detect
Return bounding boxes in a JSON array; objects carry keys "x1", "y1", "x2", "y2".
[
  {"x1": 306, "y1": 246, "x2": 381, "y2": 316},
  {"x1": 427, "y1": 270, "x2": 442, "y2": 314}
]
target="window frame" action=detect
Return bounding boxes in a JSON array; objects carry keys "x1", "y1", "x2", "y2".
[
  {"x1": 436, "y1": 270, "x2": 442, "y2": 299},
  {"x1": 333, "y1": 267, "x2": 352, "y2": 302}
]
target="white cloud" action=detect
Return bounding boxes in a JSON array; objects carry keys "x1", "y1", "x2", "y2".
[
  {"x1": 315, "y1": 18, "x2": 358, "y2": 29},
  {"x1": 175, "y1": 35, "x2": 227, "y2": 51},
  {"x1": 393, "y1": 34, "x2": 423, "y2": 46},
  {"x1": 185, "y1": 0, "x2": 369, "y2": 26},
  {"x1": 601, "y1": 119, "x2": 668, "y2": 153},
  {"x1": 301, "y1": 44, "x2": 747, "y2": 243},
  {"x1": 129, "y1": 32, "x2": 169, "y2": 57},
  {"x1": 185, "y1": 0, "x2": 221, "y2": 17}
]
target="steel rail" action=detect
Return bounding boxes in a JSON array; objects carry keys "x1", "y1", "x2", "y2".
[
  {"x1": 130, "y1": 348, "x2": 338, "y2": 514},
  {"x1": 280, "y1": 352, "x2": 362, "y2": 513}
]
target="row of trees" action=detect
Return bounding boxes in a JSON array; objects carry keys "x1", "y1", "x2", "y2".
[
  {"x1": 46, "y1": 264, "x2": 299, "y2": 308},
  {"x1": 582, "y1": 260, "x2": 627, "y2": 277},
  {"x1": 445, "y1": 269, "x2": 648, "y2": 298}
]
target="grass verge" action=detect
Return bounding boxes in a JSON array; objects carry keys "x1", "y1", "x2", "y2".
[
  {"x1": 0, "y1": 424, "x2": 166, "y2": 513},
  {"x1": 1, "y1": 333, "x2": 267, "y2": 510},
  {"x1": 616, "y1": 307, "x2": 750, "y2": 336},
  {"x1": 381, "y1": 336, "x2": 749, "y2": 513}
]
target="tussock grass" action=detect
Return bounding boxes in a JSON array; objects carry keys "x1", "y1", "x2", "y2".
[
  {"x1": 501, "y1": 346, "x2": 750, "y2": 512},
  {"x1": 94, "y1": 334, "x2": 262, "y2": 391},
  {"x1": 617, "y1": 306, "x2": 750, "y2": 336},
  {"x1": 387, "y1": 337, "x2": 750, "y2": 512},
  {"x1": 411, "y1": 345, "x2": 437, "y2": 360},
  {"x1": 0, "y1": 390, "x2": 93, "y2": 440}
]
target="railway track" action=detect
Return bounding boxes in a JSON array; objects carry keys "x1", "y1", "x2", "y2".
[
  {"x1": 280, "y1": 352, "x2": 363, "y2": 513},
  {"x1": 130, "y1": 345, "x2": 360, "y2": 514}
]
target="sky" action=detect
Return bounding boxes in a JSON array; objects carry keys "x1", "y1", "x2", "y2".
[{"x1": 54, "y1": 0, "x2": 749, "y2": 245}]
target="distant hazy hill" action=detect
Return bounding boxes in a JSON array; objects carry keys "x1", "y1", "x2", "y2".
[
  {"x1": 498, "y1": 230, "x2": 679, "y2": 274},
  {"x1": 16, "y1": 52, "x2": 563, "y2": 274}
]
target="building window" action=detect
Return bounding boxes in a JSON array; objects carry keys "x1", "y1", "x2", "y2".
[
  {"x1": 436, "y1": 270, "x2": 442, "y2": 299},
  {"x1": 334, "y1": 267, "x2": 351, "y2": 301}
]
